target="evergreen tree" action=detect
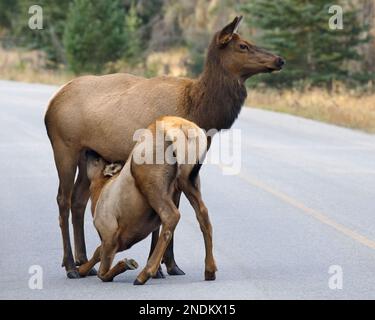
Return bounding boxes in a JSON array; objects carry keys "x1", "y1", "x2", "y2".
[
  {"x1": 63, "y1": 0, "x2": 125, "y2": 74},
  {"x1": 130, "y1": 0, "x2": 164, "y2": 46},
  {"x1": 124, "y1": 2, "x2": 142, "y2": 63},
  {"x1": 241, "y1": 0, "x2": 371, "y2": 88},
  {"x1": 0, "y1": 0, "x2": 19, "y2": 31}
]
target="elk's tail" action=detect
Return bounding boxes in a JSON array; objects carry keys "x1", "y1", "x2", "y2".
[{"x1": 164, "y1": 118, "x2": 208, "y2": 171}]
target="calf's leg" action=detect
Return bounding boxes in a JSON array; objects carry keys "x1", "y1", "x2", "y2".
[
  {"x1": 149, "y1": 191, "x2": 185, "y2": 279},
  {"x1": 98, "y1": 238, "x2": 138, "y2": 282},
  {"x1": 78, "y1": 246, "x2": 101, "y2": 277},
  {"x1": 135, "y1": 199, "x2": 180, "y2": 285},
  {"x1": 149, "y1": 227, "x2": 165, "y2": 279},
  {"x1": 162, "y1": 191, "x2": 185, "y2": 276},
  {"x1": 182, "y1": 177, "x2": 217, "y2": 280},
  {"x1": 149, "y1": 193, "x2": 185, "y2": 278}
]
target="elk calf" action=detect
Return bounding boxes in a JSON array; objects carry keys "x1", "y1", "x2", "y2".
[{"x1": 78, "y1": 116, "x2": 217, "y2": 285}]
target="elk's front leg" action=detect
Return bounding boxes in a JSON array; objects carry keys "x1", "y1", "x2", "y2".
[
  {"x1": 97, "y1": 239, "x2": 138, "y2": 282},
  {"x1": 78, "y1": 245, "x2": 101, "y2": 277},
  {"x1": 100, "y1": 258, "x2": 139, "y2": 282}
]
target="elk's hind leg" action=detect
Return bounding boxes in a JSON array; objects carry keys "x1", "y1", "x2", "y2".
[
  {"x1": 150, "y1": 192, "x2": 185, "y2": 278},
  {"x1": 182, "y1": 176, "x2": 217, "y2": 281},
  {"x1": 53, "y1": 142, "x2": 80, "y2": 279},
  {"x1": 162, "y1": 190, "x2": 185, "y2": 276},
  {"x1": 133, "y1": 162, "x2": 181, "y2": 284},
  {"x1": 135, "y1": 198, "x2": 180, "y2": 285},
  {"x1": 150, "y1": 227, "x2": 166, "y2": 279}
]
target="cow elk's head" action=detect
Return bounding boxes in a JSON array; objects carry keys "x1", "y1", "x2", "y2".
[{"x1": 215, "y1": 16, "x2": 285, "y2": 81}]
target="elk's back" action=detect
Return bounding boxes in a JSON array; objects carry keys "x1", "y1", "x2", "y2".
[{"x1": 44, "y1": 73, "x2": 193, "y2": 162}]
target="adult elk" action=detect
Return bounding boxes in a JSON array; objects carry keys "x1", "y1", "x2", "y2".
[{"x1": 45, "y1": 16, "x2": 284, "y2": 279}]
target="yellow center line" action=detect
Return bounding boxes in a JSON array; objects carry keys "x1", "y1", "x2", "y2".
[{"x1": 218, "y1": 164, "x2": 375, "y2": 250}]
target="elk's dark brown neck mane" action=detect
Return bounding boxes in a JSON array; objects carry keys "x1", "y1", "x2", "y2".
[{"x1": 186, "y1": 37, "x2": 247, "y2": 131}]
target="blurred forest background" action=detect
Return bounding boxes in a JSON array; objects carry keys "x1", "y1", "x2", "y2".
[{"x1": 0, "y1": 0, "x2": 374, "y2": 132}]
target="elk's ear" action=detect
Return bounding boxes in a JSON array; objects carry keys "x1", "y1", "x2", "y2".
[
  {"x1": 217, "y1": 16, "x2": 243, "y2": 46},
  {"x1": 103, "y1": 163, "x2": 123, "y2": 177}
]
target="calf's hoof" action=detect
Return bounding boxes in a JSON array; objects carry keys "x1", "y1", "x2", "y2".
[
  {"x1": 204, "y1": 271, "x2": 216, "y2": 281},
  {"x1": 167, "y1": 264, "x2": 185, "y2": 276},
  {"x1": 133, "y1": 278, "x2": 145, "y2": 285},
  {"x1": 87, "y1": 268, "x2": 98, "y2": 276},
  {"x1": 152, "y1": 266, "x2": 166, "y2": 279},
  {"x1": 67, "y1": 269, "x2": 81, "y2": 279},
  {"x1": 124, "y1": 258, "x2": 139, "y2": 270}
]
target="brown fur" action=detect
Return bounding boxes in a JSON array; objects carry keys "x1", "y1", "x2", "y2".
[{"x1": 44, "y1": 16, "x2": 284, "y2": 278}]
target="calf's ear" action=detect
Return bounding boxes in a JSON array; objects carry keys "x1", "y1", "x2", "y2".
[
  {"x1": 217, "y1": 16, "x2": 243, "y2": 46},
  {"x1": 103, "y1": 163, "x2": 123, "y2": 177}
]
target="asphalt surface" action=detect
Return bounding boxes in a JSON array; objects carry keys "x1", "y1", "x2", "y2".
[{"x1": 1, "y1": 79, "x2": 375, "y2": 300}]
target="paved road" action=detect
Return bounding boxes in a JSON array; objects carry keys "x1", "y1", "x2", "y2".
[{"x1": 1, "y1": 80, "x2": 375, "y2": 299}]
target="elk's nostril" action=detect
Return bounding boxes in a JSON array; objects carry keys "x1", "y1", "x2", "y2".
[{"x1": 276, "y1": 57, "x2": 285, "y2": 67}]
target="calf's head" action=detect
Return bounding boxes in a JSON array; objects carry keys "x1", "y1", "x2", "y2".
[
  {"x1": 86, "y1": 150, "x2": 123, "y2": 182},
  {"x1": 86, "y1": 150, "x2": 107, "y2": 182},
  {"x1": 211, "y1": 16, "x2": 285, "y2": 81}
]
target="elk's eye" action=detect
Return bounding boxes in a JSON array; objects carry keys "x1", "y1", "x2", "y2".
[{"x1": 239, "y1": 44, "x2": 248, "y2": 51}]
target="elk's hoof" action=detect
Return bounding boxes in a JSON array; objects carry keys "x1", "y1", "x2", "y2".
[
  {"x1": 205, "y1": 271, "x2": 216, "y2": 281},
  {"x1": 87, "y1": 268, "x2": 98, "y2": 276},
  {"x1": 125, "y1": 259, "x2": 139, "y2": 270},
  {"x1": 167, "y1": 264, "x2": 185, "y2": 276},
  {"x1": 152, "y1": 266, "x2": 166, "y2": 279},
  {"x1": 133, "y1": 278, "x2": 145, "y2": 285},
  {"x1": 67, "y1": 270, "x2": 81, "y2": 279}
]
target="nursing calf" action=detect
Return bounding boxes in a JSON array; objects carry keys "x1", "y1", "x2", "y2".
[{"x1": 78, "y1": 117, "x2": 217, "y2": 285}]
